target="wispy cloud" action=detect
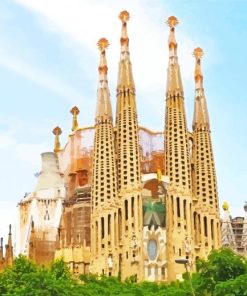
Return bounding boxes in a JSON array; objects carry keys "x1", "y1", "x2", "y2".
[
  {"x1": 13, "y1": 0, "x2": 199, "y2": 125},
  {"x1": 0, "y1": 46, "x2": 82, "y2": 103},
  {"x1": 0, "y1": 129, "x2": 49, "y2": 164}
]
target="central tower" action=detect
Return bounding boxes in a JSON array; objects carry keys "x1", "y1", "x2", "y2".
[
  {"x1": 115, "y1": 11, "x2": 143, "y2": 280},
  {"x1": 164, "y1": 16, "x2": 193, "y2": 281}
]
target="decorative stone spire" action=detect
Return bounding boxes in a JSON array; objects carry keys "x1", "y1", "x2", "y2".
[
  {"x1": 70, "y1": 106, "x2": 80, "y2": 131},
  {"x1": 164, "y1": 16, "x2": 193, "y2": 281},
  {"x1": 166, "y1": 16, "x2": 183, "y2": 96},
  {"x1": 5, "y1": 224, "x2": 13, "y2": 266},
  {"x1": 7, "y1": 224, "x2": 12, "y2": 247},
  {"x1": 115, "y1": 10, "x2": 143, "y2": 281},
  {"x1": 91, "y1": 37, "x2": 119, "y2": 276},
  {"x1": 117, "y1": 10, "x2": 135, "y2": 91},
  {"x1": 52, "y1": 126, "x2": 62, "y2": 153},
  {"x1": 191, "y1": 47, "x2": 220, "y2": 257},
  {"x1": 192, "y1": 48, "x2": 210, "y2": 131},
  {"x1": 95, "y1": 38, "x2": 113, "y2": 123}
]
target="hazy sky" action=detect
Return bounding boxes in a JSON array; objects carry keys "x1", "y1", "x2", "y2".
[{"x1": 0, "y1": 0, "x2": 246, "y2": 243}]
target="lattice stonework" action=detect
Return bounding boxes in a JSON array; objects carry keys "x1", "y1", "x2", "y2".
[
  {"x1": 164, "y1": 16, "x2": 194, "y2": 281},
  {"x1": 115, "y1": 11, "x2": 143, "y2": 280},
  {"x1": 191, "y1": 48, "x2": 221, "y2": 256}
]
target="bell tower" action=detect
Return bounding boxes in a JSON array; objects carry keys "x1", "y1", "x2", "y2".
[
  {"x1": 90, "y1": 38, "x2": 119, "y2": 276},
  {"x1": 191, "y1": 48, "x2": 221, "y2": 257},
  {"x1": 164, "y1": 16, "x2": 193, "y2": 281},
  {"x1": 115, "y1": 11, "x2": 143, "y2": 281}
]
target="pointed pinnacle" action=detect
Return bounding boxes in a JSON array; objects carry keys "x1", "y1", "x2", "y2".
[
  {"x1": 193, "y1": 47, "x2": 204, "y2": 84},
  {"x1": 193, "y1": 47, "x2": 204, "y2": 59},
  {"x1": 70, "y1": 106, "x2": 80, "y2": 116},
  {"x1": 119, "y1": 11, "x2": 130, "y2": 47},
  {"x1": 97, "y1": 38, "x2": 109, "y2": 51},
  {"x1": 70, "y1": 106, "x2": 80, "y2": 131},
  {"x1": 52, "y1": 126, "x2": 62, "y2": 153},
  {"x1": 52, "y1": 126, "x2": 62, "y2": 136},
  {"x1": 97, "y1": 38, "x2": 109, "y2": 75},
  {"x1": 119, "y1": 10, "x2": 130, "y2": 23},
  {"x1": 167, "y1": 16, "x2": 179, "y2": 28}
]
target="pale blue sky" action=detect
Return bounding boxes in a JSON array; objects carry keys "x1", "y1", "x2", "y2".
[{"x1": 0, "y1": 0, "x2": 246, "y2": 242}]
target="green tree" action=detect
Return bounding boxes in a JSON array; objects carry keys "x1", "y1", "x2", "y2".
[
  {"x1": 214, "y1": 273, "x2": 247, "y2": 296},
  {"x1": 194, "y1": 248, "x2": 247, "y2": 295}
]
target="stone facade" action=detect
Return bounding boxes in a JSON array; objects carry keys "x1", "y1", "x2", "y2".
[
  {"x1": 17, "y1": 152, "x2": 65, "y2": 265},
  {"x1": 17, "y1": 11, "x2": 221, "y2": 282}
]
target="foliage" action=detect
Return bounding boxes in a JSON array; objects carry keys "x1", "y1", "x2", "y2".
[
  {"x1": 0, "y1": 248, "x2": 246, "y2": 296},
  {"x1": 193, "y1": 248, "x2": 247, "y2": 295},
  {"x1": 214, "y1": 273, "x2": 247, "y2": 296}
]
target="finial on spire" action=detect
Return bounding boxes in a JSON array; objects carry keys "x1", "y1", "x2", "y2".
[
  {"x1": 193, "y1": 47, "x2": 204, "y2": 59},
  {"x1": 157, "y1": 168, "x2": 162, "y2": 182},
  {"x1": 97, "y1": 38, "x2": 109, "y2": 51},
  {"x1": 222, "y1": 201, "x2": 229, "y2": 211},
  {"x1": 70, "y1": 106, "x2": 80, "y2": 131},
  {"x1": 119, "y1": 11, "x2": 130, "y2": 48},
  {"x1": 193, "y1": 47, "x2": 204, "y2": 85},
  {"x1": 8, "y1": 224, "x2": 11, "y2": 235},
  {"x1": 95, "y1": 37, "x2": 113, "y2": 121},
  {"x1": 0, "y1": 237, "x2": 3, "y2": 248},
  {"x1": 166, "y1": 16, "x2": 179, "y2": 59},
  {"x1": 167, "y1": 16, "x2": 179, "y2": 28},
  {"x1": 97, "y1": 38, "x2": 109, "y2": 76},
  {"x1": 119, "y1": 10, "x2": 130, "y2": 23},
  {"x1": 52, "y1": 126, "x2": 62, "y2": 153}
]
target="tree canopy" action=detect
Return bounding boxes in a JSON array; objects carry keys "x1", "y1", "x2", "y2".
[{"x1": 0, "y1": 248, "x2": 246, "y2": 296}]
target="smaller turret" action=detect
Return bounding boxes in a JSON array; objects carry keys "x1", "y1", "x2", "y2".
[
  {"x1": 70, "y1": 106, "x2": 80, "y2": 131},
  {"x1": 52, "y1": 126, "x2": 62, "y2": 153},
  {"x1": 192, "y1": 48, "x2": 210, "y2": 131},
  {"x1": 166, "y1": 16, "x2": 184, "y2": 98},
  {"x1": 5, "y1": 224, "x2": 13, "y2": 267}
]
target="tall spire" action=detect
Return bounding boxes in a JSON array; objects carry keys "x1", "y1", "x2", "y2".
[
  {"x1": 91, "y1": 38, "x2": 119, "y2": 276},
  {"x1": 95, "y1": 38, "x2": 113, "y2": 123},
  {"x1": 164, "y1": 16, "x2": 193, "y2": 281},
  {"x1": 166, "y1": 16, "x2": 183, "y2": 96},
  {"x1": 70, "y1": 106, "x2": 80, "y2": 131},
  {"x1": 52, "y1": 126, "x2": 62, "y2": 153},
  {"x1": 117, "y1": 10, "x2": 135, "y2": 91},
  {"x1": 191, "y1": 47, "x2": 220, "y2": 257},
  {"x1": 115, "y1": 10, "x2": 143, "y2": 281},
  {"x1": 192, "y1": 48, "x2": 210, "y2": 131}
]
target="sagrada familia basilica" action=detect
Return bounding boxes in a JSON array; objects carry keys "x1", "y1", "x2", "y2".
[{"x1": 10, "y1": 11, "x2": 224, "y2": 281}]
